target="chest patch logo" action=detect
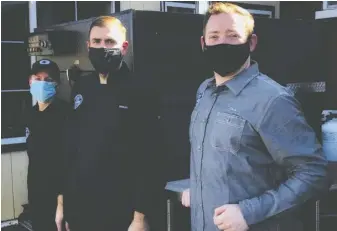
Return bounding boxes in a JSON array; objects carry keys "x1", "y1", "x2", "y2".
[
  {"x1": 74, "y1": 94, "x2": 83, "y2": 109},
  {"x1": 25, "y1": 127, "x2": 30, "y2": 138}
]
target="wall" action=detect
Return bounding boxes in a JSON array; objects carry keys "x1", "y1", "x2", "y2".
[
  {"x1": 120, "y1": 1, "x2": 280, "y2": 18},
  {"x1": 238, "y1": 1, "x2": 280, "y2": 18},
  {"x1": 280, "y1": 1, "x2": 323, "y2": 20},
  {"x1": 121, "y1": 1, "x2": 161, "y2": 11},
  {"x1": 1, "y1": 151, "x2": 29, "y2": 221},
  {"x1": 315, "y1": 8, "x2": 337, "y2": 19}
]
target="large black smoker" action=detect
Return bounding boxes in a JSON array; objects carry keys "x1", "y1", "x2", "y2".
[{"x1": 27, "y1": 10, "x2": 337, "y2": 231}]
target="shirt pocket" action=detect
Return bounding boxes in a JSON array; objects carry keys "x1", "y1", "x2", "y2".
[{"x1": 210, "y1": 112, "x2": 245, "y2": 154}]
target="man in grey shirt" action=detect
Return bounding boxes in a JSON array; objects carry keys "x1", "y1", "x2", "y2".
[{"x1": 181, "y1": 2, "x2": 328, "y2": 231}]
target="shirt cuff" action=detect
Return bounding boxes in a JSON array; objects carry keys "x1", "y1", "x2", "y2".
[{"x1": 238, "y1": 199, "x2": 256, "y2": 225}]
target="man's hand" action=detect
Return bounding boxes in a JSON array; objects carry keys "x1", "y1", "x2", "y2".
[
  {"x1": 128, "y1": 211, "x2": 149, "y2": 231},
  {"x1": 55, "y1": 196, "x2": 70, "y2": 231},
  {"x1": 213, "y1": 204, "x2": 248, "y2": 231},
  {"x1": 181, "y1": 189, "x2": 190, "y2": 207},
  {"x1": 128, "y1": 219, "x2": 150, "y2": 231}
]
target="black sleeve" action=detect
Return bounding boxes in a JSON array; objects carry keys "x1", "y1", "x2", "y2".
[
  {"x1": 56, "y1": 77, "x2": 82, "y2": 195},
  {"x1": 56, "y1": 102, "x2": 73, "y2": 196},
  {"x1": 130, "y1": 87, "x2": 166, "y2": 216},
  {"x1": 57, "y1": 77, "x2": 88, "y2": 195},
  {"x1": 23, "y1": 106, "x2": 33, "y2": 153}
]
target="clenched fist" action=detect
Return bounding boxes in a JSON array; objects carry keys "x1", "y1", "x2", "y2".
[
  {"x1": 213, "y1": 204, "x2": 248, "y2": 231},
  {"x1": 181, "y1": 189, "x2": 190, "y2": 207}
]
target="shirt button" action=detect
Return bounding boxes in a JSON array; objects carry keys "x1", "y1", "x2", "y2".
[
  {"x1": 197, "y1": 146, "x2": 201, "y2": 151},
  {"x1": 202, "y1": 119, "x2": 207, "y2": 123}
]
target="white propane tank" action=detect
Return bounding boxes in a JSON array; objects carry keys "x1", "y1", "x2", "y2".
[{"x1": 322, "y1": 110, "x2": 337, "y2": 161}]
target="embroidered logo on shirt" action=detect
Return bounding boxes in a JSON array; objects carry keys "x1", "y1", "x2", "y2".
[
  {"x1": 25, "y1": 127, "x2": 30, "y2": 138},
  {"x1": 119, "y1": 105, "x2": 128, "y2": 109},
  {"x1": 74, "y1": 94, "x2": 83, "y2": 109},
  {"x1": 228, "y1": 107, "x2": 237, "y2": 112}
]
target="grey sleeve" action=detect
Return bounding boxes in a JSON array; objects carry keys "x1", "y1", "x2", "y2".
[
  {"x1": 238, "y1": 94, "x2": 329, "y2": 225},
  {"x1": 195, "y1": 79, "x2": 210, "y2": 105}
]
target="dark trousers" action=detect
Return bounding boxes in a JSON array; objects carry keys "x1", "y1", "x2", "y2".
[
  {"x1": 30, "y1": 197, "x2": 57, "y2": 231},
  {"x1": 65, "y1": 202, "x2": 134, "y2": 231},
  {"x1": 67, "y1": 214, "x2": 133, "y2": 231}
]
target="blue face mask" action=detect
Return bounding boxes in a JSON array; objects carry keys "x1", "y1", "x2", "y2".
[{"x1": 30, "y1": 81, "x2": 57, "y2": 103}]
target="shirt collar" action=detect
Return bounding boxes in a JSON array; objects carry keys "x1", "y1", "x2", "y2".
[
  {"x1": 207, "y1": 61, "x2": 260, "y2": 96},
  {"x1": 33, "y1": 98, "x2": 58, "y2": 112},
  {"x1": 94, "y1": 61, "x2": 130, "y2": 86}
]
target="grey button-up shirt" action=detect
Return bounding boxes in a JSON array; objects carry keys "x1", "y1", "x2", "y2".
[{"x1": 189, "y1": 62, "x2": 328, "y2": 231}]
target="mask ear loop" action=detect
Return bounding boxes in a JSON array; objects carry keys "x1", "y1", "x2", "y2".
[{"x1": 246, "y1": 33, "x2": 254, "y2": 56}]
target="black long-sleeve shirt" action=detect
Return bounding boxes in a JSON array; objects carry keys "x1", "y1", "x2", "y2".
[
  {"x1": 63, "y1": 63, "x2": 162, "y2": 228},
  {"x1": 26, "y1": 98, "x2": 70, "y2": 205}
]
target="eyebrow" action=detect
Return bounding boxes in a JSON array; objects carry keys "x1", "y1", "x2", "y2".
[
  {"x1": 226, "y1": 29, "x2": 239, "y2": 34},
  {"x1": 104, "y1": 38, "x2": 116, "y2": 43},
  {"x1": 208, "y1": 30, "x2": 220, "y2": 34},
  {"x1": 91, "y1": 38, "x2": 117, "y2": 43}
]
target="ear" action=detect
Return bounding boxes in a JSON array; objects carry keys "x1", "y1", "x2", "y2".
[
  {"x1": 200, "y1": 36, "x2": 205, "y2": 50},
  {"x1": 28, "y1": 75, "x2": 34, "y2": 86},
  {"x1": 121, "y1": 41, "x2": 129, "y2": 56},
  {"x1": 249, "y1": 34, "x2": 258, "y2": 52}
]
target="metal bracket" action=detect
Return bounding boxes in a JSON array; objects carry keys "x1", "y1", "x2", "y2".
[{"x1": 286, "y1": 81, "x2": 326, "y2": 93}]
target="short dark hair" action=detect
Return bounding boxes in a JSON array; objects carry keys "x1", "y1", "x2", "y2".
[
  {"x1": 203, "y1": 2, "x2": 255, "y2": 37},
  {"x1": 88, "y1": 16, "x2": 127, "y2": 39}
]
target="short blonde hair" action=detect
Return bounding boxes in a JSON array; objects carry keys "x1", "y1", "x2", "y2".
[
  {"x1": 203, "y1": 2, "x2": 255, "y2": 37},
  {"x1": 89, "y1": 16, "x2": 127, "y2": 39}
]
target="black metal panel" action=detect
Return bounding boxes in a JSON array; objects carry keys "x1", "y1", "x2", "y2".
[
  {"x1": 253, "y1": 18, "x2": 328, "y2": 86},
  {"x1": 132, "y1": 11, "x2": 211, "y2": 180},
  {"x1": 319, "y1": 18, "x2": 337, "y2": 110}
]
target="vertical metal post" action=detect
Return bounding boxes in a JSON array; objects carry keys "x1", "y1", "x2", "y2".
[
  {"x1": 316, "y1": 200, "x2": 320, "y2": 231},
  {"x1": 167, "y1": 199, "x2": 172, "y2": 231},
  {"x1": 111, "y1": 1, "x2": 115, "y2": 13},
  {"x1": 197, "y1": 1, "x2": 209, "y2": 14},
  {"x1": 29, "y1": 1, "x2": 37, "y2": 64},
  {"x1": 74, "y1": 1, "x2": 78, "y2": 21},
  {"x1": 29, "y1": 1, "x2": 37, "y2": 105}
]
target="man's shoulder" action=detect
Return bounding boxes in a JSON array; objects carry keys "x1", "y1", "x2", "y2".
[
  {"x1": 198, "y1": 77, "x2": 213, "y2": 92},
  {"x1": 55, "y1": 98, "x2": 71, "y2": 110},
  {"x1": 53, "y1": 98, "x2": 72, "y2": 118},
  {"x1": 125, "y1": 78, "x2": 159, "y2": 115},
  {"x1": 237, "y1": 73, "x2": 297, "y2": 126},
  {"x1": 73, "y1": 72, "x2": 96, "y2": 91},
  {"x1": 249, "y1": 73, "x2": 294, "y2": 99}
]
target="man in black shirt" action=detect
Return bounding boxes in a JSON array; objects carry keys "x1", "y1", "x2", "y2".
[
  {"x1": 26, "y1": 59, "x2": 69, "y2": 231},
  {"x1": 56, "y1": 16, "x2": 162, "y2": 231}
]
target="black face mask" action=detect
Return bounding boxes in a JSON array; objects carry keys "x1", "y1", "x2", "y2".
[
  {"x1": 203, "y1": 40, "x2": 251, "y2": 77},
  {"x1": 88, "y1": 47, "x2": 123, "y2": 74}
]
